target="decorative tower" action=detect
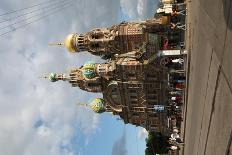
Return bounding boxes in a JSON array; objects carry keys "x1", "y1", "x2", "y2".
[
  {"x1": 44, "y1": 14, "x2": 186, "y2": 133},
  {"x1": 77, "y1": 98, "x2": 122, "y2": 117},
  {"x1": 76, "y1": 98, "x2": 107, "y2": 114},
  {"x1": 44, "y1": 57, "x2": 169, "y2": 133},
  {"x1": 44, "y1": 69, "x2": 101, "y2": 93},
  {"x1": 44, "y1": 61, "x2": 117, "y2": 93},
  {"x1": 50, "y1": 17, "x2": 172, "y2": 60}
]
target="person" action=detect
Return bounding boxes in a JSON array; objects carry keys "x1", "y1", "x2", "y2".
[
  {"x1": 173, "y1": 128, "x2": 179, "y2": 134},
  {"x1": 172, "y1": 58, "x2": 184, "y2": 64},
  {"x1": 170, "y1": 133, "x2": 184, "y2": 145},
  {"x1": 166, "y1": 58, "x2": 184, "y2": 70},
  {"x1": 171, "y1": 132, "x2": 180, "y2": 139},
  {"x1": 170, "y1": 22, "x2": 186, "y2": 30},
  {"x1": 157, "y1": 4, "x2": 186, "y2": 16},
  {"x1": 169, "y1": 68, "x2": 185, "y2": 74},
  {"x1": 175, "y1": 83, "x2": 185, "y2": 89},
  {"x1": 171, "y1": 10, "x2": 186, "y2": 16},
  {"x1": 162, "y1": 38, "x2": 169, "y2": 50},
  {"x1": 156, "y1": 4, "x2": 173, "y2": 15},
  {"x1": 170, "y1": 73, "x2": 186, "y2": 80},
  {"x1": 171, "y1": 96, "x2": 182, "y2": 103},
  {"x1": 170, "y1": 145, "x2": 179, "y2": 151},
  {"x1": 171, "y1": 79, "x2": 185, "y2": 83},
  {"x1": 173, "y1": 2, "x2": 187, "y2": 11},
  {"x1": 175, "y1": 105, "x2": 182, "y2": 112},
  {"x1": 169, "y1": 91, "x2": 183, "y2": 96}
]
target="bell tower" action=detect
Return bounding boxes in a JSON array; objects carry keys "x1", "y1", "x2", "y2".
[
  {"x1": 50, "y1": 27, "x2": 116, "y2": 56},
  {"x1": 43, "y1": 61, "x2": 116, "y2": 93},
  {"x1": 49, "y1": 17, "x2": 170, "y2": 60}
]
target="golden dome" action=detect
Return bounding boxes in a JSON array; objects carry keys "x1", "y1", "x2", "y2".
[{"x1": 64, "y1": 33, "x2": 76, "y2": 53}]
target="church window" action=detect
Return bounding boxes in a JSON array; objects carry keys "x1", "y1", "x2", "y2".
[
  {"x1": 131, "y1": 100, "x2": 137, "y2": 105},
  {"x1": 129, "y1": 89, "x2": 137, "y2": 93},
  {"x1": 148, "y1": 113, "x2": 158, "y2": 118},
  {"x1": 147, "y1": 73, "x2": 156, "y2": 78},
  {"x1": 99, "y1": 68, "x2": 105, "y2": 72},
  {"x1": 128, "y1": 83, "x2": 142, "y2": 89},
  {"x1": 91, "y1": 43, "x2": 100, "y2": 49},
  {"x1": 127, "y1": 73, "x2": 136, "y2": 80},
  {"x1": 150, "y1": 124, "x2": 158, "y2": 129},
  {"x1": 112, "y1": 94, "x2": 118, "y2": 99},
  {"x1": 148, "y1": 89, "x2": 157, "y2": 94},
  {"x1": 147, "y1": 101, "x2": 158, "y2": 105},
  {"x1": 130, "y1": 95, "x2": 137, "y2": 99},
  {"x1": 132, "y1": 113, "x2": 140, "y2": 118},
  {"x1": 147, "y1": 94, "x2": 158, "y2": 100},
  {"x1": 112, "y1": 88, "x2": 117, "y2": 95},
  {"x1": 155, "y1": 83, "x2": 161, "y2": 89},
  {"x1": 87, "y1": 83, "x2": 99, "y2": 87},
  {"x1": 151, "y1": 119, "x2": 159, "y2": 125},
  {"x1": 91, "y1": 30, "x2": 104, "y2": 39},
  {"x1": 128, "y1": 73, "x2": 134, "y2": 77},
  {"x1": 91, "y1": 34, "x2": 99, "y2": 39}
]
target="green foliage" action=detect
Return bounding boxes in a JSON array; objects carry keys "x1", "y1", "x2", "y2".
[
  {"x1": 145, "y1": 132, "x2": 169, "y2": 155},
  {"x1": 145, "y1": 147, "x2": 153, "y2": 155},
  {"x1": 101, "y1": 54, "x2": 113, "y2": 60}
]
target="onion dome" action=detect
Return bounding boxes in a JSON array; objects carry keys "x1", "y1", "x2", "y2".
[
  {"x1": 90, "y1": 98, "x2": 105, "y2": 113},
  {"x1": 48, "y1": 73, "x2": 57, "y2": 82},
  {"x1": 64, "y1": 33, "x2": 76, "y2": 53},
  {"x1": 82, "y1": 61, "x2": 96, "y2": 79}
]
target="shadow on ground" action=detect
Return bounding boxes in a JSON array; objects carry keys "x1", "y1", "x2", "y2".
[{"x1": 223, "y1": 0, "x2": 232, "y2": 30}]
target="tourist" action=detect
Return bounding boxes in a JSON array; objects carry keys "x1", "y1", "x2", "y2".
[
  {"x1": 169, "y1": 91, "x2": 183, "y2": 96},
  {"x1": 171, "y1": 22, "x2": 186, "y2": 30}
]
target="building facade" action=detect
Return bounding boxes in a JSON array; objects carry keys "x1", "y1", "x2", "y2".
[
  {"x1": 46, "y1": 15, "x2": 183, "y2": 133},
  {"x1": 50, "y1": 16, "x2": 180, "y2": 61},
  {"x1": 46, "y1": 57, "x2": 168, "y2": 133}
]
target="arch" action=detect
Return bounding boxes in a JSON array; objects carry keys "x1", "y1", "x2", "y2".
[{"x1": 104, "y1": 81, "x2": 122, "y2": 112}]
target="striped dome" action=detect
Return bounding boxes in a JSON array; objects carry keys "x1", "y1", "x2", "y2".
[
  {"x1": 48, "y1": 73, "x2": 57, "y2": 82},
  {"x1": 82, "y1": 61, "x2": 96, "y2": 79},
  {"x1": 90, "y1": 98, "x2": 105, "y2": 113}
]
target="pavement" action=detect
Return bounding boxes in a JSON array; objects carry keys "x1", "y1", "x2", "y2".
[{"x1": 183, "y1": 0, "x2": 232, "y2": 155}]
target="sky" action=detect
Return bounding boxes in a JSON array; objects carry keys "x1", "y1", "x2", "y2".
[{"x1": 0, "y1": 0, "x2": 158, "y2": 155}]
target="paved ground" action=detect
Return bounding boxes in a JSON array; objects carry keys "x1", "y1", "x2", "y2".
[{"x1": 184, "y1": 0, "x2": 232, "y2": 155}]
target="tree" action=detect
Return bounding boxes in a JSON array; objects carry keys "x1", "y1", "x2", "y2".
[
  {"x1": 145, "y1": 147, "x2": 154, "y2": 155},
  {"x1": 145, "y1": 132, "x2": 169, "y2": 154}
]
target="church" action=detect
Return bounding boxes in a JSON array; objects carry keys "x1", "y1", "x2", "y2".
[{"x1": 45, "y1": 14, "x2": 183, "y2": 134}]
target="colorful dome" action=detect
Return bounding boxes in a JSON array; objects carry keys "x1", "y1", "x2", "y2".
[
  {"x1": 48, "y1": 73, "x2": 57, "y2": 82},
  {"x1": 83, "y1": 61, "x2": 96, "y2": 69},
  {"x1": 82, "y1": 61, "x2": 96, "y2": 79},
  {"x1": 90, "y1": 98, "x2": 105, "y2": 113},
  {"x1": 64, "y1": 33, "x2": 76, "y2": 53}
]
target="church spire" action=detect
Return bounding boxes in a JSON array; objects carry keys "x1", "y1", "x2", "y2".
[
  {"x1": 42, "y1": 65, "x2": 103, "y2": 93},
  {"x1": 43, "y1": 72, "x2": 69, "y2": 82},
  {"x1": 49, "y1": 33, "x2": 80, "y2": 53},
  {"x1": 48, "y1": 42, "x2": 63, "y2": 46},
  {"x1": 76, "y1": 98, "x2": 106, "y2": 114}
]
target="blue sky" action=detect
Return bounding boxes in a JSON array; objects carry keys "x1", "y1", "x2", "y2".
[{"x1": 0, "y1": 0, "x2": 158, "y2": 155}]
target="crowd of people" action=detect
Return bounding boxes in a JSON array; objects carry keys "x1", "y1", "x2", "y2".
[
  {"x1": 155, "y1": 0, "x2": 187, "y2": 31},
  {"x1": 166, "y1": 69, "x2": 185, "y2": 152},
  {"x1": 156, "y1": 0, "x2": 187, "y2": 153}
]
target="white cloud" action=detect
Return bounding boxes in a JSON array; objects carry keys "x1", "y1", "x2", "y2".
[
  {"x1": 119, "y1": 0, "x2": 158, "y2": 19},
  {"x1": 119, "y1": 0, "x2": 139, "y2": 19},
  {"x1": 0, "y1": 0, "x2": 118, "y2": 154},
  {"x1": 137, "y1": 0, "x2": 145, "y2": 17},
  {"x1": 137, "y1": 127, "x2": 148, "y2": 140},
  {"x1": 0, "y1": 0, "x2": 156, "y2": 154},
  {"x1": 112, "y1": 130, "x2": 127, "y2": 155}
]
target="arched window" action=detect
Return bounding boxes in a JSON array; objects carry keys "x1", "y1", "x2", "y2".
[
  {"x1": 90, "y1": 43, "x2": 100, "y2": 49},
  {"x1": 91, "y1": 34, "x2": 100, "y2": 39},
  {"x1": 87, "y1": 83, "x2": 99, "y2": 87},
  {"x1": 91, "y1": 31, "x2": 104, "y2": 40}
]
